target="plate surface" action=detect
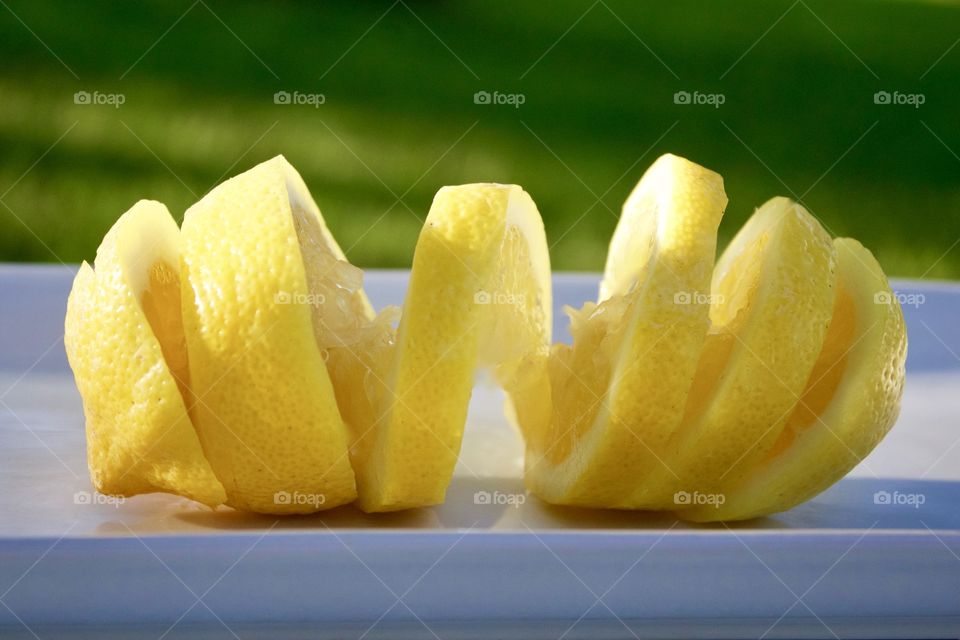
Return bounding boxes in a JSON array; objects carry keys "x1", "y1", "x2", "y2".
[{"x1": 1, "y1": 265, "x2": 958, "y2": 638}]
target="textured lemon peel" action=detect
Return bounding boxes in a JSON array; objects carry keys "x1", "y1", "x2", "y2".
[{"x1": 66, "y1": 153, "x2": 906, "y2": 521}]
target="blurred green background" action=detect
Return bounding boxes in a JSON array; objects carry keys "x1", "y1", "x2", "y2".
[{"x1": 1, "y1": 0, "x2": 958, "y2": 277}]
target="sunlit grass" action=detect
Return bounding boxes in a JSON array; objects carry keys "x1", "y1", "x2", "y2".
[{"x1": 1, "y1": 0, "x2": 958, "y2": 277}]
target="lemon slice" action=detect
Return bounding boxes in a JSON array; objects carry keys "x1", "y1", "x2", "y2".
[
  {"x1": 180, "y1": 156, "x2": 359, "y2": 513},
  {"x1": 680, "y1": 238, "x2": 908, "y2": 521},
  {"x1": 64, "y1": 200, "x2": 226, "y2": 507},
  {"x1": 353, "y1": 184, "x2": 551, "y2": 512},
  {"x1": 627, "y1": 197, "x2": 838, "y2": 509},
  {"x1": 516, "y1": 154, "x2": 727, "y2": 507}
]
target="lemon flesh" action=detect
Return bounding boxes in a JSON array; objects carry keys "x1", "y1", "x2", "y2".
[
  {"x1": 180, "y1": 156, "x2": 358, "y2": 513},
  {"x1": 680, "y1": 238, "x2": 907, "y2": 521},
  {"x1": 64, "y1": 200, "x2": 226, "y2": 507},
  {"x1": 517, "y1": 154, "x2": 728, "y2": 507},
  {"x1": 354, "y1": 184, "x2": 551, "y2": 512},
  {"x1": 628, "y1": 197, "x2": 837, "y2": 509}
]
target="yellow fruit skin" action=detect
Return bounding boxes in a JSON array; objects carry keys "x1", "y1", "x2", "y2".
[
  {"x1": 629, "y1": 198, "x2": 837, "y2": 509},
  {"x1": 523, "y1": 154, "x2": 727, "y2": 506},
  {"x1": 64, "y1": 201, "x2": 226, "y2": 507},
  {"x1": 180, "y1": 156, "x2": 356, "y2": 514},
  {"x1": 680, "y1": 238, "x2": 907, "y2": 521},
  {"x1": 355, "y1": 184, "x2": 549, "y2": 512}
]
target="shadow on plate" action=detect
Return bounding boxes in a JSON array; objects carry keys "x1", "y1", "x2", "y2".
[{"x1": 148, "y1": 476, "x2": 960, "y2": 533}]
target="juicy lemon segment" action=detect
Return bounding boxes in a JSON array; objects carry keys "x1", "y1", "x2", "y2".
[
  {"x1": 520, "y1": 154, "x2": 727, "y2": 507},
  {"x1": 354, "y1": 184, "x2": 551, "y2": 512},
  {"x1": 680, "y1": 238, "x2": 907, "y2": 521},
  {"x1": 180, "y1": 156, "x2": 357, "y2": 514},
  {"x1": 64, "y1": 200, "x2": 226, "y2": 507},
  {"x1": 628, "y1": 198, "x2": 838, "y2": 508}
]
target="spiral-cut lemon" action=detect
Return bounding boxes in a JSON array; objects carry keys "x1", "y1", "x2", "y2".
[
  {"x1": 509, "y1": 155, "x2": 906, "y2": 521},
  {"x1": 67, "y1": 157, "x2": 550, "y2": 514},
  {"x1": 65, "y1": 151, "x2": 906, "y2": 521},
  {"x1": 64, "y1": 200, "x2": 226, "y2": 507}
]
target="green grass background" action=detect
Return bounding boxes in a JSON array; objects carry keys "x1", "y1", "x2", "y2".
[{"x1": 1, "y1": 0, "x2": 958, "y2": 277}]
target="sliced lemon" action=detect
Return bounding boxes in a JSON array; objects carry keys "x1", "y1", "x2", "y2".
[
  {"x1": 680, "y1": 238, "x2": 908, "y2": 521},
  {"x1": 180, "y1": 156, "x2": 359, "y2": 513},
  {"x1": 627, "y1": 197, "x2": 838, "y2": 509},
  {"x1": 353, "y1": 184, "x2": 551, "y2": 512},
  {"x1": 516, "y1": 154, "x2": 727, "y2": 507},
  {"x1": 64, "y1": 200, "x2": 226, "y2": 507}
]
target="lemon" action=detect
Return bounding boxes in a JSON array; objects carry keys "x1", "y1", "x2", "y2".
[
  {"x1": 65, "y1": 151, "x2": 906, "y2": 522},
  {"x1": 515, "y1": 154, "x2": 728, "y2": 507},
  {"x1": 680, "y1": 238, "x2": 907, "y2": 521},
  {"x1": 628, "y1": 197, "x2": 837, "y2": 509},
  {"x1": 180, "y1": 156, "x2": 368, "y2": 514},
  {"x1": 64, "y1": 200, "x2": 226, "y2": 507},
  {"x1": 353, "y1": 184, "x2": 551, "y2": 512}
]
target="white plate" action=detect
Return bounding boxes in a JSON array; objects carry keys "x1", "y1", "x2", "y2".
[{"x1": 1, "y1": 265, "x2": 958, "y2": 639}]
